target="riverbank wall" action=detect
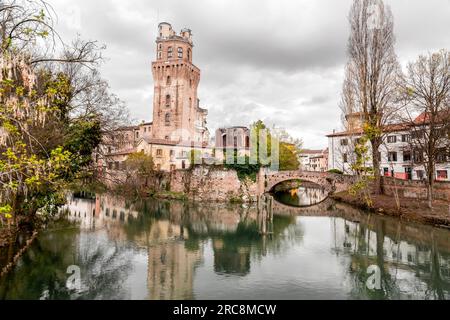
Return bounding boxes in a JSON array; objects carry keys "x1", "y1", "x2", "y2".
[
  {"x1": 383, "y1": 177, "x2": 450, "y2": 201},
  {"x1": 169, "y1": 166, "x2": 259, "y2": 202},
  {"x1": 103, "y1": 165, "x2": 261, "y2": 203}
]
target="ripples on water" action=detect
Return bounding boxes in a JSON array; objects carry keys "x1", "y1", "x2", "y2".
[{"x1": 1, "y1": 191, "x2": 450, "y2": 300}]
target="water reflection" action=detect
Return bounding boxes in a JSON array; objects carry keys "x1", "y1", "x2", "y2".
[
  {"x1": 0, "y1": 194, "x2": 450, "y2": 300},
  {"x1": 273, "y1": 186, "x2": 328, "y2": 207},
  {"x1": 331, "y1": 212, "x2": 450, "y2": 300}
]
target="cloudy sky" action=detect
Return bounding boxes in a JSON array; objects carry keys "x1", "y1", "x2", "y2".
[{"x1": 50, "y1": 0, "x2": 450, "y2": 149}]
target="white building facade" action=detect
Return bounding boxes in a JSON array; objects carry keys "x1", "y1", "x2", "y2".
[
  {"x1": 327, "y1": 126, "x2": 450, "y2": 182},
  {"x1": 300, "y1": 149, "x2": 329, "y2": 172}
]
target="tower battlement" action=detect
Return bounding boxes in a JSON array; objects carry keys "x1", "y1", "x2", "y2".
[
  {"x1": 157, "y1": 22, "x2": 193, "y2": 43},
  {"x1": 156, "y1": 22, "x2": 194, "y2": 62}
]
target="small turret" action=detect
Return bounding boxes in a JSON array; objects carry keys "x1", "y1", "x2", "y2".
[
  {"x1": 180, "y1": 28, "x2": 193, "y2": 43},
  {"x1": 158, "y1": 22, "x2": 175, "y2": 39}
]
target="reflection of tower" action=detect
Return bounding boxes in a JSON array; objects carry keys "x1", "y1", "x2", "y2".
[
  {"x1": 147, "y1": 221, "x2": 202, "y2": 300},
  {"x1": 258, "y1": 194, "x2": 273, "y2": 237},
  {"x1": 212, "y1": 239, "x2": 251, "y2": 276}
]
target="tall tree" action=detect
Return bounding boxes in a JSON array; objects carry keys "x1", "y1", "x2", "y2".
[
  {"x1": 398, "y1": 50, "x2": 450, "y2": 209},
  {"x1": 342, "y1": 0, "x2": 400, "y2": 194}
]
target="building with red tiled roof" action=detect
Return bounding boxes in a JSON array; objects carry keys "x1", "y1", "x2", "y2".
[{"x1": 300, "y1": 149, "x2": 329, "y2": 172}]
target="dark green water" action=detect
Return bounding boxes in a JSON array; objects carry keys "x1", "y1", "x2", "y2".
[{"x1": 1, "y1": 192, "x2": 450, "y2": 300}]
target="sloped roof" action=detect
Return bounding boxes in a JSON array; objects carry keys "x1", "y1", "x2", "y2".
[
  {"x1": 413, "y1": 110, "x2": 450, "y2": 125},
  {"x1": 328, "y1": 110, "x2": 450, "y2": 138},
  {"x1": 109, "y1": 148, "x2": 136, "y2": 156},
  {"x1": 301, "y1": 149, "x2": 324, "y2": 154},
  {"x1": 327, "y1": 122, "x2": 410, "y2": 138},
  {"x1": 138, "y1": 137, "x2": 208, "y2": 148}
]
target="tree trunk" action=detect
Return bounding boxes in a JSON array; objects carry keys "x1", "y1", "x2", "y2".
[
  {"x1": 371, "y1": 137, "x2": 382, "y2": 195},
  {"x1": 426, "y1": 160, "x2": 435, "y2": 209},
  {"x1": 427, "y1": 162, "x2": 435, "y2": 209},
  {"x1": 11, "y1": 194, "x2": 21, "y2": 229}
]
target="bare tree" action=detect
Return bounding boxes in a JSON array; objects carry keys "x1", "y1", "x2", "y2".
[
  {"x1": 1, "y1": 0, "x2": 101, "y2": 66},
  {"x1": 398, "y1": 50, "x2": 450, "y2": 209},
  {"x1": 342, "y1": 0, "x2": 400, "y2": 194}
]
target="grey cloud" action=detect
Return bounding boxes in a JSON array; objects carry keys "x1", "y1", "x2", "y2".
[{"x1": 50, "y1": 0, "x2": 450, "y2": 149}]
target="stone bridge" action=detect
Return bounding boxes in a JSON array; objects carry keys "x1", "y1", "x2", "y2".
[{"x1": 259, "y1": 169, "x2": 357, "y2": 195}]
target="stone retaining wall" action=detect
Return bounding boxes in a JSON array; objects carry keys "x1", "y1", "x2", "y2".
[
  {"x1": 170, "y1": 166, "x2": 259, "y2": 202},
  {"x1": 382, "y1": 177, "x2": 450, "y2": 201}
]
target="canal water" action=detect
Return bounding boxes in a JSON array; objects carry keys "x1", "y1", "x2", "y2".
[
  {"x1": 273, "y1": 185, "x2": 328, "y2": 207},
  {"x1": 1, "y1": 189, "x2": 450, "y2": 300}
]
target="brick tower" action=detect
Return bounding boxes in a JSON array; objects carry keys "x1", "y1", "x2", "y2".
[{"x1": 151, "y1": 22, "x2": 209, "y2": 144}]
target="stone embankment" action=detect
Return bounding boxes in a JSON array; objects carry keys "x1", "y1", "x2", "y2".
[
  {"x1": 332, "y1": 191, "x2": 450, "y2": 229},
  {"x1": 169, "y1": 166, "x2": 259, "y2": 202},
  {"x1": 382, "y1": 177, "x2": 450, "y2": 201}
]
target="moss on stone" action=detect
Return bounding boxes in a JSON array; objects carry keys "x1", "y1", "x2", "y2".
[{"x1": 229, "y1": 196, "x2": 244, "y2": 204}]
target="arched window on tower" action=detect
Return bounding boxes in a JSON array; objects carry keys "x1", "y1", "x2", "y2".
[
  {"x1": 167, "y1": 76, "x2": 171, "y2": 85},
  {"x1": 168, "y1": 46, "x2": 173, "y2": 58},
  {"x1": 165, "y1": 113, "x2": 171, "y2": 126},
  {"x1": 187, "y1": 49, "x2": 191, "y2": 61},
  {"x1": 178, "y1": 47, "x2": 183, "y2": 58},
  {"x1": 165, "y1": 95, "x2": 170, "y2": 107}
]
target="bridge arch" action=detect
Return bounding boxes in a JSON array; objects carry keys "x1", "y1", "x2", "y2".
[
  {"x1": 260, "y1": 169, "x2": 356, "y2": 196},
  {"x1": 269, "y1": 178, "x2": 323, "y2": 193}
]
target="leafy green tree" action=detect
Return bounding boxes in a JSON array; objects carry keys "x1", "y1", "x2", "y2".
[
  {"x1": 224, "y1": 152, "x2": 261, "y2": 181},
  {"x1": 250, "y1": 120, "x2": 272, "y2": 166},
  {"x1": 279, "y1": 142, "x2": 300, "y2": 171},
  {"x1": 121, "y1": 152, "x2": 155, "y2": 195},
  {"x1": 250, "y1": 120, "x2": 301, "y2": 171},
  {"x1": 124, "y1": 152, "x2": 154, "y2": 176},
  {"x1": 0, "y1": 1, "x2": 119, "y2": 227},
  {"x1": 348, "y1": 132, "x2": 375, "y2": 208},
  {"x1": 189, "y1": 149, "x2": 202, "y2": 168},
  {"x1": 224, "y1": 121, "x2": 301, "y2": 180}
]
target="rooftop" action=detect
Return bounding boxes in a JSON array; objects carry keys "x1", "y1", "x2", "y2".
[
  {"x1": 414, "y1": 110, "x2": 450, "y2": 125},
  {"x1": 327, "y1": 121, "x2": 411, "y2": 138},
  {"x1": 138, "y1": 137, "x2": 209, "y2": 148},
  {"x1": 217, "y1": 126, "x2": 249, "y2": 131},
  {"x1": 109, "y1": 148, "x2": 136, "y2": 156},
  {"x1": 328, "y1": 110, "x2": 450, "y2": 138},
  {"x1": 301, "y1": 149, "x2": 325, "y2": 154}
]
